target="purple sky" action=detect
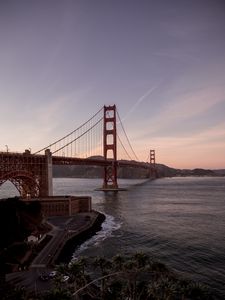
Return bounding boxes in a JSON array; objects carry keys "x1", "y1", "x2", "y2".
[{"x1": 0, "y1": 0, "x2": 225, "y2": 168}]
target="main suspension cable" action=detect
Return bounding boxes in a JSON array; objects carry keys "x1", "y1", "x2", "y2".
[
  {"x1": 34, "y1": 106, "x2": 103, "y2": 154},
  {"x1": 117, "y1": 133, "x2": 133, "y2": 160},
  {"x1": 116, "y1": 110, "x2": 140, "y2": 161},
  {"x1": 52, "y1": 117, "x2": 103, "y2": 154}
]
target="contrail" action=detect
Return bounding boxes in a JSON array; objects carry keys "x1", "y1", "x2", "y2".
[{"x1": 119, "y1": 84, "x2": 159, "y2": 123}]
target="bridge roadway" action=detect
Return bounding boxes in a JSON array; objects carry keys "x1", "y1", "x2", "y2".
[
  {"x1": 6, "y1": 211, "x2": 101, "y2": 294},
  {"x1": 0, "y1": 151, "x2": 150, "y2": 169},
  {"x1": 52, "y1": 155, "x2": 150, "y2": 169}
]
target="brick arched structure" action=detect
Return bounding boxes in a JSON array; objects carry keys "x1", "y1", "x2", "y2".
[
  {"x1": 0, "y1": 150, "x2": 52, "y2": 198},
  {"x1": 0, "y1": 170, "x2": 39, "y2": 198}
]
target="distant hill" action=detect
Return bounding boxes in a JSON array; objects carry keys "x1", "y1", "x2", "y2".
[
  {"x1": 176, "y1": 168, "x2": 216, "y2": 177},
  {"x1": 53, "y1": 164, "x2": 148, "y2": 179},
  {"x1": 53, "y1": 157, "x2": 224, "y2": 178},
  {"x1": 213, "y1": 169, "x2": 225, "y2": 176}
]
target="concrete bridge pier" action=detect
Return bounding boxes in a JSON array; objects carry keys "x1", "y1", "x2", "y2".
[
  {"x1": 45, "y1": 149, "x2": 53, "y2": 196},
  {"x1": 39, "y1": 149, "x2": 53, "y2": 197}
]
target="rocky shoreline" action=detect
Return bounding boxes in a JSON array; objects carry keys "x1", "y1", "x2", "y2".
[
  {"x1": 56, "y1": 212, "x2": 106, "y2": 264},
  {"x1": 5, "y1": 211, "x2": 106, "y2": 293}
]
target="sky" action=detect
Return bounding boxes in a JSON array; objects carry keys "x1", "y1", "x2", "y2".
[{"x1": 0, "y1": 0, "x2": 225, "y2": 169}]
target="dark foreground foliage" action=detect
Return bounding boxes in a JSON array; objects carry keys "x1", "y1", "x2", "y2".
[
  {"x1": 0, "y1": 197, "x2": 45, "y2": 272},
  {"x1": 0, "y1": 197, "x2": 42, "y2": 250},
  {"x1": 2, "y1": 253, "x2": 214, "y2": 300}
]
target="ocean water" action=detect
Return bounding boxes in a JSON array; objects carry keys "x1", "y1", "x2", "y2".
[{"x1": 1, "y1": 176, "x2": 225, "y2": 298}]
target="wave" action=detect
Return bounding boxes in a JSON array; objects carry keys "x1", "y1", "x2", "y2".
[{"x1": 72, "y1": 213, "x2": 122, "y2": 259}]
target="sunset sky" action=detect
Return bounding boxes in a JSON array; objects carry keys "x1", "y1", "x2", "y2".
[{"x1": 0, "y1": 0, "x2": 225, "y2": 169}]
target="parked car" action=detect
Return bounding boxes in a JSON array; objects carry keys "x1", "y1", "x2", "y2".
[
  {"x1": 62, "y1": 275, "x2": 69, "y2": 282},
  {"x1": 48, "y1": 270, "x2": 57, "y2": 278}
]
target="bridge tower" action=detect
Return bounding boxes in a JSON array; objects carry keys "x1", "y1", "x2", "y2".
[
  {"x1": 149, "y1": 149, "x2": 157, "y2": 178},
  {"x1": 102, "y1": 105, "x2": 118, "y2": 189}
]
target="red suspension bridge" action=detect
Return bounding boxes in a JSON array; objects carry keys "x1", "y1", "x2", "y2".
[{"x1": 0, "y1": 105, "x2": 157, "y2": 198}]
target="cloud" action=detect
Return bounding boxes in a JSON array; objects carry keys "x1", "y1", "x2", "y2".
[
  {"x1": 153, "y1": 51, "x2": 197, "y2": 63},
  {"x1": 119, "y1": 84, "x2": 160, "y2": 123},
  {"x1": 136, "y1": 82, "x2": 225, "y2": 139}
]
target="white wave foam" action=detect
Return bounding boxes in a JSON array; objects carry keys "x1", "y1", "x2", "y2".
[{"x1": 72, "y1": 213, "x2": 121, "y2": 259}]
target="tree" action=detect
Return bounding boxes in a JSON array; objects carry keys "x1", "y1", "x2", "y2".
[
  {"x1": 5, "y1": 253, "x2": 213, "y2": 300},
  {"x1": 112, "y1": 254, "x2": 125, "y2": 271},
  {"x1": 41, "y1": 288, "x2": 71, "y2": 300},
  {"x1": 133, "y1": 252, "x2": 150, "y2": 269},
  {"x1": 93, "y1": 256, "x2": 112, "y2": 298}
]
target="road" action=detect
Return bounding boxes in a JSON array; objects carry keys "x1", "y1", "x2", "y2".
[{"x1": 6, "y1": 211, "x2": 100, "y2": 294}]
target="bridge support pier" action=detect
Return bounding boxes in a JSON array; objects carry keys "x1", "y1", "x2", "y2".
[
  {"x1": 45, "y1": 149, "x2": 53, "y2": 196},
  {"x1": 39, "y1": 149, "x2": 53, "y2": 197}
]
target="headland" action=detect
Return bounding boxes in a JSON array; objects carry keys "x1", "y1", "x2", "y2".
[{"x1": 3, "y1": 195, "x2": 106, "y2": 293}]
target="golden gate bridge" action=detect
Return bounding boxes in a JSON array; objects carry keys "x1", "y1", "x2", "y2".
[{"x1": 0, "y1": 105, "x2": 157, "y2": 198}]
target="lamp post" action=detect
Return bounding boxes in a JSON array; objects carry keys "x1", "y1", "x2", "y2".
[{"x1": 5, "y1": 145, "x2": 8, "y2": 152}]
